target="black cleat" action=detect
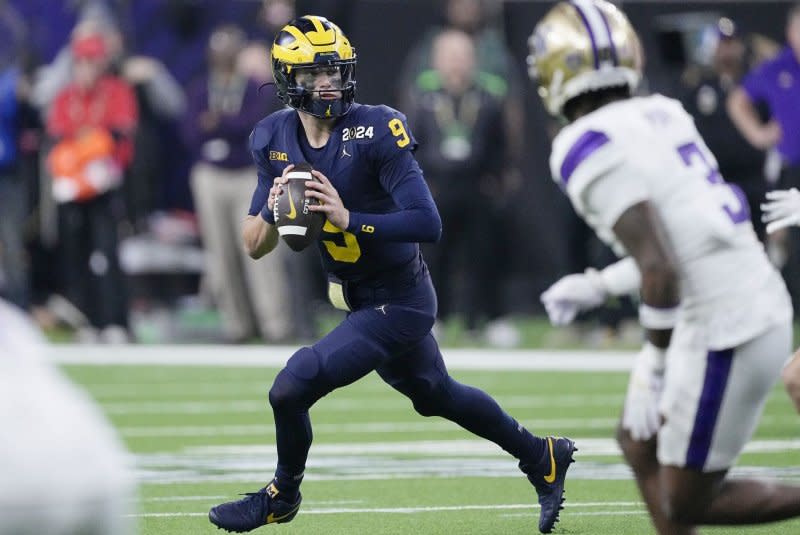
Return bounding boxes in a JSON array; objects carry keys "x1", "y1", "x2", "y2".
[
  {"x1": 527, "y1": 436, "x2": 577, "y2": 533},
  {"x1": 208, "y1": 479, "x2": 302, "y2": 533}
]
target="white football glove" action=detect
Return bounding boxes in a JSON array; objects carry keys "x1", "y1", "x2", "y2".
[
  {"x1": 622, "y1": 342, "x2": 667, "y2": 441},
  {"x1": 762, "y1": 188, "x2": 800, "y2": 234},
  {"x1": 540, "y1": 269, "x2": 607, "y2": 326}
]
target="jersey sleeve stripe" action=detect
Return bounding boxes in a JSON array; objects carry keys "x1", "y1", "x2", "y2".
[{"x1": 560, "y1": 130, "x2": 610, "y2": 185}]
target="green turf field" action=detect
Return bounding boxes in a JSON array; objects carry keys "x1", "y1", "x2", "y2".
[{"x1": 61, "y1": 354, "x2": 800, "y2": 535}]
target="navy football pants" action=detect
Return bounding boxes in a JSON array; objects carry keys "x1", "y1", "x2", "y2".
[{"x1": 268, "y1": 272, "x2": 545, "y2": 483}]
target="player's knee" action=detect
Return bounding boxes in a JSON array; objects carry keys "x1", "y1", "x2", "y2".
[
  {"x1": 615, "y1": 426, "x2": 638, "y2": 460},
  {"x1": 782, "y1": 358, "x2": 800, "y2": 413},
  {"x1": 268, "y1": 369, "x2": 301, "y2": 411},
  {"x1": 412, "y1": 397, "x2": 439, "y2": 417},
  {"x1": 615, "y1": 426, "x2": 653, "y2": 472},
  {"x1": 783, "y1": 366, "x2": 800, "y2": 394},
  {"x1": 268, "y1": 347, "x2": 322, "y2": 411},
  {"x1": 661, "y1": 488, "x2": 702, "y2": 525},
  {"x1": 408, "y1": 377, "x2": 453, "y2": 417}
]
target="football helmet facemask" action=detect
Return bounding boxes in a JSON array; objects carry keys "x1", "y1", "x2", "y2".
[
  {"x1": 272, "y1": 15, "x2": 356, "y2": 119},
  {"x1": 527, "y1": 0, "x2": 643, "y2": 117}
]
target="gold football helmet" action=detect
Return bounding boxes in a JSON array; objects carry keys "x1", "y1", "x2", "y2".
[
  {"x1": 272, "y1": 15, "x2": 356, "y2": 118},
  {"x1": 527, "y1": 0, "x2": 642, "y2": 117}
]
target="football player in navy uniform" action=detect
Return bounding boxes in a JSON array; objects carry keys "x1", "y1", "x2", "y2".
[{"x1": 208, "y1": 15, "x2": 575, "y2": 534}]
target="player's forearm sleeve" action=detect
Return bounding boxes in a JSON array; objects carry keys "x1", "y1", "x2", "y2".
[
  {"x1": 347, "y1": 153, "x2": 441, "y2": 242},
  {"x1": 347, "y1": 200, "x2": 441, "y2": 242}
]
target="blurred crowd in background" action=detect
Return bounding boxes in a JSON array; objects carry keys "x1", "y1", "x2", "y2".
[{"x1": 1, "y1": 0, "x2": 799, "y2": 347}]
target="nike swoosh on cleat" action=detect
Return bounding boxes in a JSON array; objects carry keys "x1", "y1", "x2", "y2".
[
  {"x1": 266, "y1": 502, "x2": 301, "y2": 524},
  {"x1": 544, "y1": 436, "x2": 556, "y2": 483}
]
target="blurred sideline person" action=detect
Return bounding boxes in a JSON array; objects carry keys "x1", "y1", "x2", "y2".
[
  {"x1": 237, "y1": 41, "x2": 273, "y2": 85},
  {"x1": 208, "y1": 15, "x2": 575, "y2": 534},
  {"x1": 46, "y1": 28, "x2": 138, "y2": 343},
  {"x1": 182, "y1": 25, "x2": 291, "y2": 343},
  {"x1": 728, "y1": 2, "x2": 800, "y2": 306},
  {"x1": 0, "y1": 53, "x2": 31, "y2": 310},
  {"x1": 398, "y1": 1, "x2": 526, "y2": 317},
  {"x1": 761, "y1": 186, "x2": 800, "y2": 413},
  {"x1": 0, "y1": 298, "x2": 133, "y2": 535},
  {"x1": 531, "y1": 2, "x2": 800, "y2": 534},
  {"x1": 407, "y1": 29, "x2": 507, "y2": 333},
  {"x1": 33, "y1": 15, "x2": 187, "y2": 229},
  {"x1": 399, "y1": 0, "x2": 524, "y2": 171},
  {"x1": 679, "y1": 17, "x2": 768, "y2": 241}
]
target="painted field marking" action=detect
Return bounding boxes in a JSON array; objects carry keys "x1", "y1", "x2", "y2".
[
  {"x1": 101, "y1": 394, "x2": 624, "y2": 414},
  {"x1": 143, "y1": 496, "x2": 364, "y2": 505},
  {"x1": 128, "y1": 501, "x2": 645, "y2": 518},
  {"x1": 149, "y1": 437, "x2": 800, "y2": 458},
  {"x1": 119, "y1": 415, "x2": 799, "y2": 438},
  {"x1": 52, "y1": 345, "x2": 636, "y2": 371}
]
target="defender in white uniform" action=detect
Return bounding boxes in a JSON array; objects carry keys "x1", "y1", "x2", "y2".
[
  {"x1": 530, "y1": 1, "x2": 800, "y2": 533},
  {"x1": 0, "y1": 299, "x2": 134, "y2": 535}
]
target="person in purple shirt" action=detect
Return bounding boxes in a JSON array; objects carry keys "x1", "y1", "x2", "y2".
[
  {"x1": 728, "y1": 3, "x2": 800, "y2": 171},
  {"x1": 181, "y1": 24, "x2": 291, "y2": 344},
  {"x1": 728, "y1": 3, "x2": 800, "y2": 311}
]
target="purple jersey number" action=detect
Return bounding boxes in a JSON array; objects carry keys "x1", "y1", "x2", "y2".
[{"x1": 677, "y1": 142, "x2": 750, "y2": 224}]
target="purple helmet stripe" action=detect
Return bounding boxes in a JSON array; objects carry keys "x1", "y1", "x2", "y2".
[
  {"x1": 560, "y1": 130, "x2": 610, "y2": 186},
  {"x1": 571, "y1": 1, "x2": 600, "y2": 69},
  {"x1": 685, "y1": 348, "x2": 734, "y2": 470},
  {"x1": 595, "y1": 5, "x2": 618, "y2": 65}
]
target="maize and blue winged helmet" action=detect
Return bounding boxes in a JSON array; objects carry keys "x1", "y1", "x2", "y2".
[
  {"x1": 527, "y1": 0, "x2": 643, "y2": 117},
  {"x1": 271, "y1": 15, "x2": 357, "y2": 118}
]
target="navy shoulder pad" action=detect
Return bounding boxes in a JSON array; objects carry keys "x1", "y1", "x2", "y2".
[
  {"x1": 249, "y1": 109, "x2": 292, "y2": 151},
  {"x1": 357, "y1": 104, "x2": 417, "y2": 154},
  {"x1": 354, "y1": 103, "x2": 402, "y2": 123}
]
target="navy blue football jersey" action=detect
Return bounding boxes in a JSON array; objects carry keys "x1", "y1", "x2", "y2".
[{"x1": 248, "y1": 103, "x2": 441, "y2": 281}]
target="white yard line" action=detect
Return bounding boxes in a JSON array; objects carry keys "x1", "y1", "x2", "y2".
[
  {"x1": 167, "y1": 437, "x2": 800, "y2": 458},
  {"x1": 131, "y1": 510, "x2": 649, "y2": 518},
  {"x1": 126, "y1": 501, "x2": 646, "y2": 518},
  {"x1": 119, "y1": 414, "x2": 799, "y2": 438},
  {"x1": 142, "y1": 496, "x2": 364, "y2": 505},
  {"x1": 102, "y1": 394, "x2": 624, "y2": 414},
  {"x1": 50, "y1": 345, "x2": 635, "y2": 371},
  {"x1": 130, "y1": 438, "x2": 800, "y2": 485},
  {"x1": 120, "y1": 418, "x2": 622, "y2": 438}
]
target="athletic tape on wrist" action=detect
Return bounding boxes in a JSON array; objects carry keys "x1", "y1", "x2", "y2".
[{"x1": 638, "y1": 303, "x2": 678, "y2": 330}]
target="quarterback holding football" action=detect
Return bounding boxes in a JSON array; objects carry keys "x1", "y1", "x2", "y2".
[{"x1": 209, "y1": 15, "x2": 575, "y2": 534}]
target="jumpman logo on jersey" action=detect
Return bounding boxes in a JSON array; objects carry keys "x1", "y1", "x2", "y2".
[
  {"x1": 341, "y1": 144, "x2": 351, "y2": 159},
  {"x1": 375, "y1": 304, "x2": 388, "y2": 315}
]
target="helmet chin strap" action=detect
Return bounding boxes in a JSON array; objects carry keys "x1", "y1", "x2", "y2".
[
  {"x1": 302, "y1": 98, "x2": 349, "y2": 119},
  {"x1": 291, "y1": 85, "x2": 355, "y2": 118}
]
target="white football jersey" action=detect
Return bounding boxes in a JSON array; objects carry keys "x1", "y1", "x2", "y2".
[
  {"x1": 550, "y1": 94, "x2": 792, "y2": 348},
  {"x1": 0, "y1": 300, "x2": 134, "y2": 535}
]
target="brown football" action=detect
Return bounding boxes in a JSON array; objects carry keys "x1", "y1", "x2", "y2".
[{"x1": 274, "y1": 162, "x2": 325, "y2": 251}]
